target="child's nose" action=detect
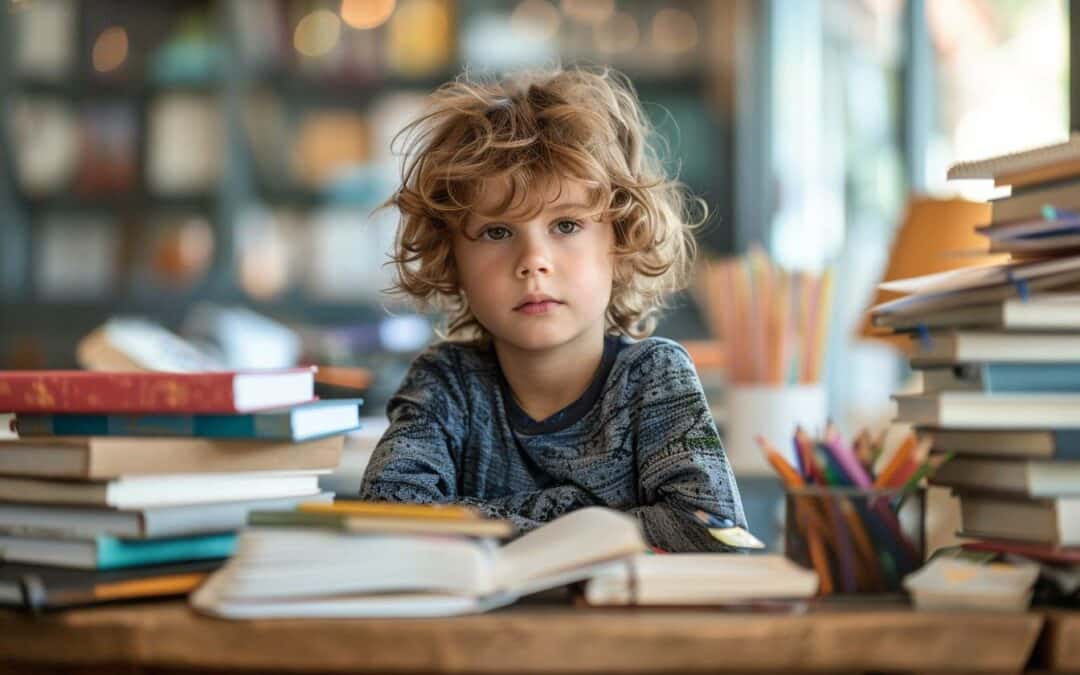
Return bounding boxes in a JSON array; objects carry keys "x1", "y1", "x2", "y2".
[
  {"x1": 516, "y1": 255, "x2": 551, "y2": 278},
  {"x1": 515, "y1": 240, "x2": 551, "y2": 278}
]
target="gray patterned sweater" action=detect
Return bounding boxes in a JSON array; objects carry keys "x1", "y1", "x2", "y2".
[{"x1": 359, "y1": 335, "x2": 746, "y2": 552}]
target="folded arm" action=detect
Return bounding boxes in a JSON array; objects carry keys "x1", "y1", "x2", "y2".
[{"x1": 629, "y1": 344, "x2": 748, "y2": 552}]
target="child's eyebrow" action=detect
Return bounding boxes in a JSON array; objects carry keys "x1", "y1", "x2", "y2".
[
  {"x1": 550, "y1": 202, "x2": 592, "y2": 213},
  {"x1": 472, "y1": 202, "x2": 595, "y2": 224}
]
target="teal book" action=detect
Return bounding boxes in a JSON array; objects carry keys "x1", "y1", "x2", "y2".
[
  {"x1": 15, "y1": 399, "x2": 363, "y2": 442},
  {"x1": 920, "y1": 363, "x2": 1080, "y2": 394},
  {"x1": 0, "y1": 532, "x2": 237, "y2": 570}
]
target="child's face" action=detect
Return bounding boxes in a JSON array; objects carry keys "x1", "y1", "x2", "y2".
[{"x1": 453, "y1": 177, "x2": 615, "y2": 355}]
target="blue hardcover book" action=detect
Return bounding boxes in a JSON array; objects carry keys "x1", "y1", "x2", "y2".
[
  {"x1": 921, "y1": 363, "x2": 1080, "y2": 394},
  {"x1": 16, "y1": 399, "x2": 363, "y2": 442},
  {"x1": 0, "y1": 532, "x2": 236, "y2": 570}
]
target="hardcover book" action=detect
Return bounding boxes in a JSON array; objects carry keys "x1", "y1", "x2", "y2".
[
  {"x1": 14, "y1": 399, "x2": 363, "y2": 442},
  {"x1": 0, "y1": 368, "x2": 316, "y2": 414},
  {"x1": 0, "y1": 435, "x2": 344, "y2": 479}
]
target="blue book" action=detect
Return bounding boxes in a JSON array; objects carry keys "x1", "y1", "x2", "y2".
[
  {"x1": 0, "y1": 532, "x2": 236, "y2": 570},
  {"x1": 921, "y1": 363, "x2": 1080, "y2": 395},
  {"x1": 15, "y1": 399, "x2": 363, "y2": 442}
]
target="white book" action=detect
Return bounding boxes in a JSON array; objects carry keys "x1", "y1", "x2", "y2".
[
  {"x1": 871, "y1": 268, "x2": 1080, "y2": 319},
  {"x1": 908, "y1": 331, "x2": 1080, "y2": 366},
  {"x1": 903, "y1": 557, "x2": 1039, "y2": 612},
  {"x1": 0, "y1": 492, "x2": 332, "y2": 540},
  {"x1": 947, "y1": 134, "x2": 1080, "y2": 180},
  {"x1": 930, "y1": 457, "x2": 1080, "y2": 497},
  {"x1": 583, "y1": 554, "x2": 818, "y2": 606},
  {"x1": 0, "y1": 471, "x2": 325, "y2": 509},
  {"x1": 894, "y1": 393, "x2": 1080, "y2": 429},
  {"x1": 190, "y1": 506, "x2": 648, "y2": 619},
  {"x1": 878, "y1": 257, "x2": 1080, "y2": 297}
]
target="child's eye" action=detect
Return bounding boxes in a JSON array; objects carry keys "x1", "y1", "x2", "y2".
[
  {"x1": 481, "y1": 226, "x2": 512, "y2": 241},
  {"x1": 554, "y1": 220, "x2": 581, "y2": 235}
]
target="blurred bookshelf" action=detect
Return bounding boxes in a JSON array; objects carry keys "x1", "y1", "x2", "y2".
[{"x1": 0, "y1": 0, "x2": 736, "y2": 370}]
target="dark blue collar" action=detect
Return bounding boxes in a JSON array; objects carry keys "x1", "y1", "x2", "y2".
[{"x1": 500, "y1": 334, "x2": 625, "y2": 435}]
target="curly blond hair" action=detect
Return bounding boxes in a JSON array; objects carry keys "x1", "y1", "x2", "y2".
[{"x1": 387, "y1": 66, "x2": 703, "y2": 340}]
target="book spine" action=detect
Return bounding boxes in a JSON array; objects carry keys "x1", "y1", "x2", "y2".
[
  {"x1": 96, "y1": 533, "x2": 236, "y2": 570},
  {"x1": 17, "y1": 414, "x2": 283, "y2": 439},
  {"x1": 0, "y1": 373, "x2": 240, "y2": 414},
  {"x1": 984, "y1": 364, "x2": 1080, "y2": 394},
  {"x1": 16, "y1": 414, "x2": 198, "y2": 436},
  {"x1": 1052, "y1": 431, "x2": 1080, "y2": 460},
  {"x1": 201, "y1": 415, "x2": 273, "y2": 439}
]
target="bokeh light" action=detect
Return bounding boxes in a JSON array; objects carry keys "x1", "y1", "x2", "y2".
[
  {"x1": 561, "y1": 0, "x2": 614, "y2": 25},
  {"x1": 340, "y1": 0, "x2": 396, "y2": 30},
  {"x1": 511, "y1": 0, "x2": 561, "y2": 41},
  {"x1": 594, "y1": 12, "x2": 638, "y2": 55},
  {"x1": 388, "y1": 0, "x2": 451, "y2": 76},
  {"x1": 91, "y1": 26, "x2": 129, "y2": 73},
  {"x1": 651, "y1": 7, "x2": 697, "y2": 56},
  {"x1": 294, "y1": 9, "x2": 342, "y2": 57}
]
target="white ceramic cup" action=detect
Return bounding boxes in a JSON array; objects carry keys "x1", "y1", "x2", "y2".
[{"x1": 723, "y1": 385, "x2": 828, "y2": 476}]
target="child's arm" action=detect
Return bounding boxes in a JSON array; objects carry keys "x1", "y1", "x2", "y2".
[
  {"x1": 626, "y1": 342, "x2": 748, "y2": 553},
  {"x1": 359, "y1": 350, "x2": 465, "y2": 504},
  {"x1": 454, "y1": 485, "x2": 597, "y2": 534}
]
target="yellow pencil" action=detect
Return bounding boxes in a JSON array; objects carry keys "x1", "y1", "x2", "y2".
[{"x1": 299, "y1": 501, "x2": 482, "y2": 520}]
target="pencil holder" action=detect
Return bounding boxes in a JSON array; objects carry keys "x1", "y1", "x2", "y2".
[
  {"x1": 725, "y1": 385, "x2": 826, "y2": 475},
  {"x1": 783, "y1": 486, "x2": 926, "y2": 595}
]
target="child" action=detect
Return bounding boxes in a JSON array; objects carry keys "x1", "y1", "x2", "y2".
[{"x1": 359, "y1": 67, "x2": 745, "y2": 552}]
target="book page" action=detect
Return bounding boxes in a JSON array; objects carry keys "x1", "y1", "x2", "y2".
[{"x1": 493, "y1": 507, "x2": 646, "y2": 591}]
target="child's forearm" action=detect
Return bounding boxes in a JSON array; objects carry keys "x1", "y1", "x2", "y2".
[
  {"x1": 359, "y1": 429, "x2": 459, "y2": 504},
  {"x1": 454, "y1": 485, "x2": 598, "y2": 533},
  {"x1": 626, "y1": 502, "x2": 740, "y2": 553}
]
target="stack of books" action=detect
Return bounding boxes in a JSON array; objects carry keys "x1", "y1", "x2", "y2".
[
  {"x1": 0, "y1": 368, "x2": 362, "y2": 610},
  {"x1": 872, "y1": 138, "x2": 1080, "y2": 597}
]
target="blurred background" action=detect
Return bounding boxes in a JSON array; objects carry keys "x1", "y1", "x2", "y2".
[{"x1": 0, "y1": 0, "x2": 1070, "y2": 472}]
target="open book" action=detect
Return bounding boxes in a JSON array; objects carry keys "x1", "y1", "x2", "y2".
[{"x1": 190, "y1": 506, "x2": 647, "y2": 618}]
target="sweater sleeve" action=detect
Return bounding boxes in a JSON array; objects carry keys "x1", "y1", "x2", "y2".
[
  {"x1": 455, "y1": 485, "x2": 598, "y2": 534},
  {"x1": 627, "y1": 341, "x2": 748, "y2": 552},
  {"x1": 358, "y1": 348, "x2": 466, "y2": 503}
]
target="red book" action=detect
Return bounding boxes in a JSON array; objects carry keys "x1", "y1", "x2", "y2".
[
  {"x1": 0, "y1": 369, "x2": 316, "y2": 414},
  {"x1": 962, "y1": 540, "x2": 1080, "y2": 565}
]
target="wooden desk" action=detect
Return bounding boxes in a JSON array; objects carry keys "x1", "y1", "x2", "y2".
[
  {"x1": 0, "y1": 600, "x2": 1045, "y2": 674},
  {"x1": 1039, "y1": 610, "x2": 1080, "y2": 673}
]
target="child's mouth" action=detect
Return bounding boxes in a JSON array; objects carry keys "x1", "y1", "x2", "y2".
[{"x1": 515, "y1": 300, "x2": 563, "y2": 315}]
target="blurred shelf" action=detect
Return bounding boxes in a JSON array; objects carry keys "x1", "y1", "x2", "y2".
[
  {"x1": 14, "y1": 77, "x2": 222, "y2": 99},
  {"x1": 20, "y1": 192, "x2": 217, "y2": 213},
  {"x1": 0, "y1": 2, "x2": 732, "y2": 357},
  {"x1": 0, "y1": 297, "x2": 385, "y2": 329}
]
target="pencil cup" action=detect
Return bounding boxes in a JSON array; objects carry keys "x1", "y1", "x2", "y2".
[
  {"x1": 724, "y1": 385, "x2": 826, "y2": 475},
  {"x1": 783, "y1": 487, "x2": 926, "y2": 595}
]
